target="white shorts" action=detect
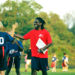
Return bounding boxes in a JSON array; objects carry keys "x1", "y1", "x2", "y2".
[{"x1": 26, "y1": 59, "x2": 31, "y2": 65}]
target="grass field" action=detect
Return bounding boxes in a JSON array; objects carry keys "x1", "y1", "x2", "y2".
[
  {"x1": 5, "y1": 63, "x2": 75, "y2": 75},
  {"x1": 8, "y1": 68, "x2": 75, "y2": 75}
]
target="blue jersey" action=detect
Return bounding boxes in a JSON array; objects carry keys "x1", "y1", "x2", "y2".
[
  {"x1": 62, "y1": 56, "x2": 66, "y2": 62},
  {"x1": 6, "y1": 40, "x2": 23, "y2": 57},
  {"x1": 0, "y1": 32, "x2": 14, "y2": 47},
  {"x1": 52, "y1": 57, "x2": 56, "y2": 62}
]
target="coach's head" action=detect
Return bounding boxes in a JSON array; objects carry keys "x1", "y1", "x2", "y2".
[{"x1": 34, "y1": 17, "x2": 46, "y2": 30}]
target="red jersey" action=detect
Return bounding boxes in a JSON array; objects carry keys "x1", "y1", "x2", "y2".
[{"x1": 23, "y1": 29, "x2": 52, "y2": 58}]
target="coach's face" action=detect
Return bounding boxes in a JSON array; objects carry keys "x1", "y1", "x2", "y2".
[{"x1": 34, "y1": 19, "x2": 42, "y2": 30}]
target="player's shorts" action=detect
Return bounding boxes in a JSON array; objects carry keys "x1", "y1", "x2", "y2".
[
  {"x1": 31, "y1": 57, "x2": 48, "y2": 71},
  {"x1": 62, "y1": 62, "x2": 66, "y2": 67},
  {"x1": 0, "y1": 50, "x2": 7, "y2": 71},
  {"x1": 51, "y1": 62, "x2": 55, "y2": 68},
  {"x1": 26, "y1": 59, "x2": 31, "y2": 65}
]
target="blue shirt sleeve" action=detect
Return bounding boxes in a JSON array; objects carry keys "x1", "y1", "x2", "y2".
[{"x1": 17, "y1": 41, "x2": 24, "y2": 50}]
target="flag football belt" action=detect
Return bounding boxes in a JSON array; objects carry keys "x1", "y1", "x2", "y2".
[{"x1": 0, "y1": 46, "x2": 5, "y2": 58}]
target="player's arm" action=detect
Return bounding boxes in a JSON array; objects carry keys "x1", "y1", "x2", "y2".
[
  {"x1": 14, "y1": 34, "x2": 24, "y2": 40},
  {"x1": 12, "y1": 40, "x2": 24, "y2": 51},
  {"x1": 16, "y1": 41, "x2": 24, "y2": 51}
]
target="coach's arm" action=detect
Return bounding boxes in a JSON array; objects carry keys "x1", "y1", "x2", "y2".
[
  {"x1": 14, "y1": 34, "x2": 24, "y2": 40},
  {"x1": 38, "y1": 43, "x2": 52, "y2": 53},
  {"x1": 42, "y1": 43, "x2": 52, "y2": 50}
]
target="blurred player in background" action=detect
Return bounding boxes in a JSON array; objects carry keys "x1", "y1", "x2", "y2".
[
  {"x1": 62, "y1": 53, "x2": 69, "y2": 72},
  {"x1": 62, "y1": 53, "x2": 69, "y2": 71},
  {"x1": 51, "y1": 53, "x2": 58, "y2": 72},
  {"x1": 25, "y1": 46, "x2": 31, "y2": 72}
]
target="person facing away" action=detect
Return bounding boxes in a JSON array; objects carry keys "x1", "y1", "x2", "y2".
[
  {"x1": 5, "y1": 39, "x2": 23, "y2": 75},
  {"x1": 14, "y1": 17, "x2": 52, "y2": 75},
  {"x1": 65, "y1": 55, "x2": 69, "y2": 71},
  {"x1": 62, "y1": 53, "x2": 66, "y2": 71},
  {"x1": 62, "y1": 53, "x2": 69, "y2": 72},
  {"x1": 0, "y1": 31, "x2": 14, "y2": 75}
]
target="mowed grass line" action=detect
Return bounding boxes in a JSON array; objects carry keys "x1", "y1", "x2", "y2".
[{"x1": 8, "y1": 68, "x2": 75, "y2": 75}]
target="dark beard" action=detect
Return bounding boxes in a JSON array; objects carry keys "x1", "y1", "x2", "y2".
[{"x1": 34, "y1": 25, "x2": 41, "y2": 30}]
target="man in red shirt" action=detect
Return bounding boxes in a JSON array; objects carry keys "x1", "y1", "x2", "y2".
[{"x1": 14, "y1": 17, "x2": 52, "y2": 75}]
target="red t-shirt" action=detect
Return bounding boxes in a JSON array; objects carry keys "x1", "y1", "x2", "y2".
[{"x1": 23, "y1": 29, "x2": 52, "y2": 58}]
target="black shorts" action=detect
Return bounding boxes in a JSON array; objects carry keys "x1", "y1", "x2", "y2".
[
  {"x1": 31, "y1": 57, "x2": 48, "y2": 71},
  {"x1": 0, "y1": 54, "x2": 7, "y2": 71}
]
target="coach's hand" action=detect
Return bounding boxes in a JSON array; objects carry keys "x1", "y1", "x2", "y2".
[{"x1": 38, "y1": 48, "x2": 44, "y2": 53}]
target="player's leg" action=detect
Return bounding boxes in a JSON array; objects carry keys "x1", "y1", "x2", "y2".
[
  {"x1": 25, "y1": 59, "x2": 31, "y2": 72},
  {"x1": 54, "y1": 67, "x2": 56, "y2": 72},
  {"x1": 31, "y1": 69, "x2": 37, "y2": 75},
  {"x1": 25, "y1": 60, "x2": 28, "y2": 72},
  {"x1": 31, "y1": 57, "x2": 40, "y2": 75},
  {"x1": 52, "y1": 67, "x2": 54, "y2": 72},
  {"x1": 62, "y1": 62, "x2": 65, "y2": 71},
  {"x1": 0, "y1": 51, "x2": 7, "y2": 75},
  {"x1": 5, "y1": 57, "x2": 13, "y2": 75},
  {"x1": 14, "y1": 56, "x2": 20, "y2": 75},
  {"x1": 66, "y1": 65, "x2": 68, "y2": 71},
  {"x1": 0, "y1": 71, "x2": 5, "y2": 75},
  {"x1": 42, "y1": 70, "x2": 47, "y2": 75},
  {"x1": 39, "y1": 58, "x2": 48, "y2": 75},
  {"x1": 65, "y1": 63, "x2": 68, "y2": 71}
]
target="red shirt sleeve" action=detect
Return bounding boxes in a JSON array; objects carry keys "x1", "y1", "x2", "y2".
[
  {"x1": 23, "y1": 31, "x2": 32, "y2": 40},
  {"x1": 46, "y1": 32, "x2": 52, "y2": 44}
]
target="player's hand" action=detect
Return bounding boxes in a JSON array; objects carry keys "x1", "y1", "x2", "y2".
[{"x1": 38, "y1": 48, "x2": 43, "y2": 53}]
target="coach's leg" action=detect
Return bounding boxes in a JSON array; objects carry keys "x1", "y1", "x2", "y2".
[
  {"x1": 42, "y1": 70, "x2": 47, "y2": 75},
  {"x1": 31, "y1": 69, "x2": 37, "y2": 75}
]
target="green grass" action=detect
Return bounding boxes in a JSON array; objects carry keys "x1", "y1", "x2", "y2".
[
  {"x1": 6, "y1": 63, "x2": 75, "y2": 75},
  {"x1": 8, "y1": 68, "x2": 75, "y2": 75}
]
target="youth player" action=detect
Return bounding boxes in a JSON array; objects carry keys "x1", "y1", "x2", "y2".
[
  {"x1": 62, "y1": 53, "x2": 66, "y2": 71},
  {"x1": 65, "y1": 55, "x2": 69, "y2": 71},
  {"x1": 51, "y1": 53, "x2": 58, "y2": 72},
  {"x1": 5, "y1": 39, "x2": 23, "y2": 75},
  {"x1": 62, "y1": 53, "x2": 69, "y2": 72},
  {"x1": 14, "y1": 17, "x2": 52, "y2": 75},
  {"x1": 0, "y1": 31, "x2": 14, "y2": 75}
]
